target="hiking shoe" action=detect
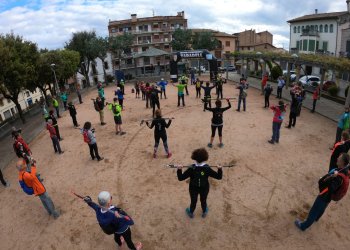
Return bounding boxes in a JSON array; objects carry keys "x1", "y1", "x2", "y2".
[
  {"x1": 153, "y1": 153, "x2": 157, "y2": 159},
  {"x1": 120, "y1": 131, "x2": 126, "y2": 135},
  {"x1": 185, "y1": 208, "x2": 194, "y2": 219},
  {"x1": 207, "y1": 143, "x2": 213, "y2": 148},
  {"x1": 116, "y1": 131, "x2": 120, "y2": 135},
  {"x1": 98, "y1": 157, "x2": 104, "y2": 161},
  {"x1": 101, "y1": 122, "x2": 106, "y2": 126},
  {"x1": 202, "y1": 207, "x2": 209, "y2": 218},
  {"x1": 59, "y1": 151, "x2": 64, "y2": 154},
  {"x1": 268, "y1": 140, "x2": 274, "y2": 144},
  {"x1": 236, "y1": 109, "x2": 240, "y2": 112},
  {"x1": 219, "y1": 143, "x2": 224, "y2": 148},
  {"x1": 167, "y1": 152, "x2": 172, "y2": 158},
  {"x1": 294, "y1": 219, "x2": 304, "y2": 231}
]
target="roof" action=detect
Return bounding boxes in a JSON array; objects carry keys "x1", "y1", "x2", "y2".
[
  {"x1": 288, "y1": 11, "x2": 348, "y2": 23},
  {"x1": 133, "y1": 47, "x2": 169, "y2": 58},
  {"x1": 191, "y1": 28, "x2": 237, "y2": 38},
  {"x1": 109, "y1": 15, "x2": 186, "y2": 26}
]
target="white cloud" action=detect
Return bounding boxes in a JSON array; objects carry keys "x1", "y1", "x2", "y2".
[{"x1": 0, "y1": 0, "x2": 348, "y2": 49}]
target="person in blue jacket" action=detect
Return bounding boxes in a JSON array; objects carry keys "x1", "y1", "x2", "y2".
[
  {"x1": 84, "y1": 191, "x2": 142, "y2": 250},
  {"x1": 157, "y1": 78, "x2": 168, "y2": 99},
  {"x1": 334, "y1": 107, "x2": 350, "y2": 145},
  {"x1": 115, "y1": 87, "x2": 124, "y2": 109}
]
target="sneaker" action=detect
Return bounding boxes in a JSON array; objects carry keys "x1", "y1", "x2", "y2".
[
  {"x1": 202, "y1": 207, "x2": 209, "y2": 218},
  {"x1": 120, "y1": 131, "x2": 126, "y2": 135},
  {"x1": 294, "y1": 219, "x2": 304, "y2": 231},
  {"x1": 91, "y1": 157, "x2": 95, "y2": 160},
  {"x1": 101, "y1": 122, "x2": 106, "y2": 126},
  {"x1": 98, "y1": 157, "x2": 104, "y2": 161},
  {"x1": 236, "y1": 109, "x2": 240, "y2": 112},
  {"x1": 53, "y1": 211, "x2": 60, "y2": 219},
  {"x1": 207, "y1": 143, "x2": 213, "y2": 148},
  {"x1": 185, "y1": 208, "x2": 194, "y2": 218},
  {"x1": 219, "y1": 143, "x2": 224, "y2": 148},
  {"x1": 268, "y1": 140, "x2": 274, "y2": 144},
  {"x1": 116, "y1": 131, "x2": 120, "y2": 135},
  {"x1": 167, "y1": 152, "x2": 172, "y2": 158},
  {"x1": 153, "y1": 153, "x2": 157, "y2": 159},
  {"x1": 59, "y1": 151, "x2": 64, "y2": 154}
]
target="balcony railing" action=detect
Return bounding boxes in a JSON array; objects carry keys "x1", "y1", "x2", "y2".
[{"x1": 301, "y1": 30, "x2": 319, "y2": 37}]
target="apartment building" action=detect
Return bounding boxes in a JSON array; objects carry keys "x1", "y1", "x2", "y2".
[
  {"x1": 108, "y1": 11, "x2": 187, "y2": 76},
  {"x1": 288, "y1": 7, "x2": 350, "y2": 56},
  {"x1": 0, "y1": 89, "x2": 43, "y2": 123},
  {"x1": 234, "y1": 29, "x2": 275, "y2": 51}
]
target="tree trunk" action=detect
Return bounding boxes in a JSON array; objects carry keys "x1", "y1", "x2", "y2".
[
  {"x1": 13, "y1": 99, "x2": 26, "y2": 124},
  {"x1": 38, "y1": 86, "x2": 49, "y2": 106}
]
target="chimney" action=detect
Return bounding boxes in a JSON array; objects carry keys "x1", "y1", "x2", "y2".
[
  {"x1": 347, "y1": 0, "x2": 350, "y2": 13},
  {"x1": 315, "y1": 9, "x2": 318, "y2": 14},
  {"x1": 131, "y1": 14, "x2": 137, "y2": 22}
]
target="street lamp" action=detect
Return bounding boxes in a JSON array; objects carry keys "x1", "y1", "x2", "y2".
[{"x1": 50, "y1": 63, "x2": 60, "y2": 95}]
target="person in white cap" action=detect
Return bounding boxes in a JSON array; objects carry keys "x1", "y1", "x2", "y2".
[{"x1": 84, "y1": 191, "x2": 142, "y2": 250}]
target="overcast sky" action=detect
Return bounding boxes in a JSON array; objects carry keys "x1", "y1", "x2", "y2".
[{"x1": 0, "y1": 0, "x2": 347, "y2": 50}]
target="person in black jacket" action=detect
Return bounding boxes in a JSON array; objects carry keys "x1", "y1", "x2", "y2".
[
  {"x1": 68, "y1": 102, "x2": 79, "y2": 127},
  {"x1": 149, "y1": 86, "x2": 162, "y2": 118},
  {"x1": 146, "y1": 109, "x2": 172, "y2": 158},
  {"x1": 205, "y1": 99, "x2": 231, "y2": 148},
  {"x1": 263, "y1": 84, "x2": 273, "y2": 108},
  {"x1": 177, "y1": 148, "x2": 222, "y2": 218},
  {"x1": 201, "y1": 82, "x2": 216, "y2": 111},
  {"x1": 286, "y1": 93, "x2": 298, "y2": 128},
  {"x1": 295, "y1": 153, "x2": 350, "y2": 231}
]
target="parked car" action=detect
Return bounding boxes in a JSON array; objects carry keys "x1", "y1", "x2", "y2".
[
  {"x1": 322, "y1": 80, "x2": 336, "y2": 91},
  {"x1": 299, "y1": 75, "x2": 320, "y2": 87},
  {"x1": 227, "y1": 65, "x2": 236, "y2": 71}
]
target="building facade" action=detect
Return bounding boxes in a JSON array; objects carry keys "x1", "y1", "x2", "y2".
[
  {"x1": 234, "y1": 30, "x2": 275, "y2": 51},
  {"x1": 0, "y1": 89, "x2": 44, "y2": 123},
  {"x1": 288, "y1": 2, "x2": 350, "y2": 56},
  {"x1": 108, "y1": 11, "x2": 187, "y2": 76}
]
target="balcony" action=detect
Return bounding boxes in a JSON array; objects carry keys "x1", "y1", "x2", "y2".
[{"x1": 301, "y1": 30, "x2": 319, "y2": 37}]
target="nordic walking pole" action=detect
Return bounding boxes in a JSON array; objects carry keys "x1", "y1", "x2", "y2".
[
  {"x1": 164, "y1": 164, "x2": 236, "y2": 168},
  {"x1": 140, "y1": 117, "x2": 175, "y2": 126},
  {"x1": 201, "y1": 97, "x2": 236, "y2": 102}
]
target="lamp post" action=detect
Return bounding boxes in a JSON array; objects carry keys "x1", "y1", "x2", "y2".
[{"x1": 50, "y1": 63, "x2": 60, "y2": 95}]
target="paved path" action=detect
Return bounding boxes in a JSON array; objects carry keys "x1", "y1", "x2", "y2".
[{"x1": 227, "y1": 72, "x2": 344, "y2": 122}]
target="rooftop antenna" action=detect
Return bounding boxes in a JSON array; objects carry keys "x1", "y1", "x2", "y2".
[{"x1": 152, "y1": 9, "x2": 155, "y2": 16}]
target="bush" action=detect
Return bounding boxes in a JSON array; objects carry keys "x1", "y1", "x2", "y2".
[
  {"x1": 271, "y1": 65, "x2": 283, "y2": 80},
  {"x1": 328, "y1": 85, "x2": 340, "y2": 97}
]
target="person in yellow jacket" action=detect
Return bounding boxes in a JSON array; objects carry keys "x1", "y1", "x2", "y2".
[
  {"x1": 52, "y1": 96, "x2": 60, "y2": 118},
  {"x1": 107, "y1": 98, "x2": 126, "y2": 135},
  {"x1": 179, "y1": 74, "x2": 189, "y2": 95}
]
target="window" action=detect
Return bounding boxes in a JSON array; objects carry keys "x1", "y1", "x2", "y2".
[
  {"x1": 142, "y1": 46, "x2": 148, "y2": 51},
  {"x1": 303, "y1": 40, "x2": 308, "y2": 51},
  {"x1": 315, "y1": 25, "x2": 318, "y2": 31},
  {"x1": 164, "y1": 44, "x2": 170, "y2": 49},
  {"x1": 296, "y1": 41, "x2": 300, "y2": 50},
  {"x1": 225, "y1": 41, "x2": 230, "y2": 46},
  {"x1": 330, "y1": 24, "x2": 333, "y2": 33},
  {"x1": 310, "y1": 25, "x2": 314, "y2": 31},
  {"x1": 294, "y1": 26, "x2": 297, "y2": 33},
  {"x1": 323, "y1": 41, "x2": 328, "y2": 51},
  {"x1": 111, "y1": 28, "x2": 116, "y2": 33},
  {"x1": 104, "y1": 61, "x2": 109, "y2": 69},
  {"x1": 144, "y1": 57, "x2": 150, "y2": 65},
  {"x1": 306, "y1": 25, "x2": 310, "y2": 31},
  {"x1": 298, "y1": 26, "x2": 300, "y2": 33},
  {"x1": 154, "y1": 35, "x2": 159, "y2": 40},
  {"x1": 309, "y1": 40, "x2": 315, "y2": 51},
  {"x1": 138, "y1": 25, "x2": 143, "y2": 31},
  {"x1": 320, "y1": 24, "x2": 323, "y2": 32},
  {"x1": 324, "y1": 24, "x2": 328, "y2": 32},
  {"x1": 302, "y1": 26, "x2": 305, "y2": 32}
]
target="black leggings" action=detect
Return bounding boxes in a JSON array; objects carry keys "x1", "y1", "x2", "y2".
[
  {"x1": 118, "y1": 99, "x2": 124, "y2": 109},
  {"x1": 204, "y1": 95, "x2": 211, "y2": 110},
  {"x1": 189, "y1": 185, "x2": 209, "y2": 213},
  {"x1": 154, "y1": 133, "x2": 169, "y2": 153},
  {"x1": 88, "y1": 143, "x2": 102, "y2": 160},
  {"x1": 217, "y1": 88, "x2": 223, "y2": 99},
  {"x1": 178, "y1": 95, "x2": 185, "y2": 106},
  {"x1": 114, "y1": 228, "x2": 136, "y2": 250},
  {"x1": 211, "y1": 125, "x2": 223, "y2": 137},
  {"x1": 196, "y1": 88, "x2": 201, "y2": 98},
  {"x1": 264, "y1": 95, "x2": 270, "y2": 107},
  {"x1": 152, "y1": 99, "x2": 160, "y2": 117}
]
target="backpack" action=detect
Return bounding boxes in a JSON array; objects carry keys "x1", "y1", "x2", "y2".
[
  {"x1": 83, "y1": 130, "x2": 91, "y2": 144},
  {"x1": 19, "y1": 172, "x2": 34, "y2": 195},
  {"x1": 112, "y1": 104, "x2": 119, "y2": 115},
  {"x1": 331, "y1": 173, "x2": 349, "y2": 201},
  {"x1": 94, "y1": 101, "x2": 100, "y2": 112}
]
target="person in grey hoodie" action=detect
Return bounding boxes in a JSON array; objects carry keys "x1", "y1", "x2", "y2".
[{"x1": 81, "y1": 121, "x2": 104, "y2": 161}]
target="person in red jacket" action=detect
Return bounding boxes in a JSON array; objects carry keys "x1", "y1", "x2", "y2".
[
  {"x1": 268, "y1": 101, "x2": 287, "y2": 144},
  {"x1": 261, "y1": 73, "x2": 268, "y2": 94},
  {"x1": 17, "y1": 159, "x2": 60, "y2": 218},
  {"x1": 311, "y1": 86, "x2": 320, "y2": 113},
  {"x1": 46, "y1": 119, "x2": 64, "y2": 154}
]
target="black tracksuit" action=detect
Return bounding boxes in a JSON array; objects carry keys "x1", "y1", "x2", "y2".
[
  {"x1": 205, "y1": 102, "x2": 231, "y2": 137},
  {"x1": 150, "y1": 88, "x2": 162, "y2": 117},
  {"x1": 149, "y1": 118, "x2": 171, "y2": 153},
  {"x1": 68, "y1": 104, "x2": 78, "y2": 127},
  {"x1": 264, "y1": 86, "x2": 273, "y2": 108},
  {"x1": 201, "y1": 85, "x2": 216, "y2": 110},
  {"x1": 177, "y1": 165, "x2": 222, "y2": 213},
  {"x1": 287, "y1": 96, "x2": 298, "y2": 128}
]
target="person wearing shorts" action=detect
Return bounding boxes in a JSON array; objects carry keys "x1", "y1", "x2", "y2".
[{"x1": 108, "y1": 98, "x2": 126, "y2": 135}]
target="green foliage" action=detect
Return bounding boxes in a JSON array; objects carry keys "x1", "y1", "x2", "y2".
[
  {"x1": 0, "y1": 33, "x2": 39, "y2": 123},
  {"x1": 170, "y1": 29, "x2": 192, "y2": 51},
  {"x1": 192, "y1": 31, "x2": 219, "y2": 51},
  {"x1": 109, "y1": 32, "x2": 134, "y2": 70},
  {"x1": 271, "y1": 65, "x2": 283, "y2": 80},
  {"x1": 328, "y1": 85, "x2": 340, "y2": 97}
]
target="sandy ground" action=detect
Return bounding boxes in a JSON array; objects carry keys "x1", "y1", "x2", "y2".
[{"x1": 0, "y1": 78, "x2": 349, "y2": 250}]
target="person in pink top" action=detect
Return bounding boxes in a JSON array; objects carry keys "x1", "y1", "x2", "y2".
[
  {"x1": 268, "y1": 100, "x2": 287, "y2": 144},
  {"x1": 311, "y1": 86, "x2": 320, "y2": 113}
]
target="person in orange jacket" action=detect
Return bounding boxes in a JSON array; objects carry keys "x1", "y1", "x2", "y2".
[{"x1": 17, "y1": 159, "x2": 60, "y2": 218}]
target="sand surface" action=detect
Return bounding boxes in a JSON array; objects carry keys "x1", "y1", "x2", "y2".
[{"x1": 1, "y1": 78, "x2": 349, "y2": 250}]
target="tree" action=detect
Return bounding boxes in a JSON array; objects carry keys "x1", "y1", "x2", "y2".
[
  {"x1": 0, "y1": 34, "x2": 39, "y2": 123},
  {"x1": 57, "y1": 50, "x2": 80, "y2": 85},
  {"x1": 192, "y1": 31, "x2": 219, "y2": 51},
  {"x1": 65, "y1": 30, "x2": 98, "y2": 87},
  {"x1": 170, "y1": 29, "x2": 192, "y2": 51},
  {"x1": 109, "y1": 32, "x2": 134, "y2": 70},
  {"x1": 90, "y1": 36, "x2": 109, "y2": 84}
]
